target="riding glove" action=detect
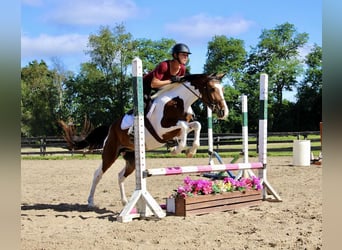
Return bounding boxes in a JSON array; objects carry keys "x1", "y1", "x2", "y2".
[{"x1": 171, "y1": 76, "x2": 185, "y2": 83}]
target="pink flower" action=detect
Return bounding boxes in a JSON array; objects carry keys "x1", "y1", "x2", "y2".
[{"x1": 173, "y1": 176, "x2": 262, "y2": 198}]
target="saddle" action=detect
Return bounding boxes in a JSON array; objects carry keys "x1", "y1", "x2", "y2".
[{"x1": 128, "y1": 95, "x2": 178, "y2": 147}]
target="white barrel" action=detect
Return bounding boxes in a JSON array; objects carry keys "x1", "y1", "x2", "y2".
[{"x1": 292, "y1": 140, "x2": 311, "y2": 166}]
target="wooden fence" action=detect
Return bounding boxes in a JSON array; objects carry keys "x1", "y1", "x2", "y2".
[{"x1": 21, "y1": 131, "x2": 321, "y2": 156}]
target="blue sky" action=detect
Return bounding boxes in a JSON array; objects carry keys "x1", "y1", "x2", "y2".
[{"x1": 21, "y1": 0, "x2": 322, "y2": 99}]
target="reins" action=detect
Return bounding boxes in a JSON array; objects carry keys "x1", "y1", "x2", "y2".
[{"x1": 180, "y1": 79, "x2": 222, "y2": 111}]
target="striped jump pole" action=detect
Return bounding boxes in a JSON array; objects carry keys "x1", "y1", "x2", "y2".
[
  {"x1": 205, "y1": 107, "x2": 235, "y2": 179},
  {"x1": 144, "y1": 162, "x2": 263, "y2": 177},
  {"x1": 117, "y1": 57, "x2": 166, "y2": 223},
  {"x1": 237, "y1": 94, "x2": 257, "y2": 179},
  {"x1": 258, "y1": 73, "x2": 282, "y2": 201},
  {"x1": 207, "y1": 107, "x2": 214, "y2": 164}
]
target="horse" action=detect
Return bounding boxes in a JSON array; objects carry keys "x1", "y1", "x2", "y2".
[{"x1": 59, "y1": 73, "x2": 229, "y2": 207}]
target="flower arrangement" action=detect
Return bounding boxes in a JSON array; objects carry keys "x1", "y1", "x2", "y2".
[{"x1": 173, "y1": 176, "x2": 262, "y2": 199}]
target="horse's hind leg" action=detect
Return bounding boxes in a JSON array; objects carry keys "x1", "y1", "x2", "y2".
[
  {"x1": 87, "y1": 136, "x2": 119, "y2": 207},
  {"x1": 87, "y1": 162, "x2": 105, "y2": 207},
  {"x1": 118, "y1": 151, "x2": 135, "y2": 205}
]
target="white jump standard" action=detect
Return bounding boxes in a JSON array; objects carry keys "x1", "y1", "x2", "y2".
[{"x1": 117, "y1": 57, "x2": 166, "y2": 223}]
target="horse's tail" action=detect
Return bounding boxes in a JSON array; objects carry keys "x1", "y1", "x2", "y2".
[
  {"x1": 58, "y1": 120, "x2": 109, "y2": 150},
  {"x1": 84, "y1": 125, "x2": 110, "y2": 150}
]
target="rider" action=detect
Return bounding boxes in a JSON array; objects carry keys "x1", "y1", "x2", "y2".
[
  {"x1": 142, "y1": 43, "x2": 191, "y2": 98},
  {"x1": 124, "y1": 43, "x2": 192, "y2": 136}
]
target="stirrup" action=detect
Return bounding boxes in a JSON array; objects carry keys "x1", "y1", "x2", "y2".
[{"x1": 166, "y1": 140, "x2": 178, "y2": 148}]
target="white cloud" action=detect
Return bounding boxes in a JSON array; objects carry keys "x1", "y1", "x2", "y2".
[
  {"x1": 165, "y1": 14, "x2": 254, "y2": 40},
  {"x1": 21, "y1": 33, "x2": 88, "y2": 57},
  {"x1": 44, "y1": 0, "x2": 140, "y2": 26}
]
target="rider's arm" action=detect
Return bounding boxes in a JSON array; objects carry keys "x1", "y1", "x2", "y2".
[{"x1": 150, "y1": 77, "x2": 172, "y2": 89}]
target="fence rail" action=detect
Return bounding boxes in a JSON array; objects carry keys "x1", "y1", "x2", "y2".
[{"x1": 21, "y1": 131, "x2": 321, "y2": 156}]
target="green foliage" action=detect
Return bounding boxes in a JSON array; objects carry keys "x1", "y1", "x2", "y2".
[
  {"x1": 136, "y1": 38, "x2": 176, "y2": 73},
  {"x1": 21, "y1": 60, "x2": 60, "y2": 136},
  {"x1": 21, "y1": 22, "x2": 322, "y2": 136},
  {"x1": 295, "y1": 44, "x2": 322, "y2": 130},
  {"x1": 243, "y1": 22, "x2": 309, "y2": 131},
  {"x1": 204, "y1": 35, "x2": 246, "y2": 84},
  {"x1": 61, "y1": 24, "x2": 136, "y2": 127},
  {"x1": 203, "y1": 36, "x2": 247, "y2": 133}
]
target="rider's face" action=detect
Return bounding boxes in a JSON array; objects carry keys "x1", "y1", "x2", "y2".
[{"x1": 178, "y1": 53, "x2": 189, "y2": 64}]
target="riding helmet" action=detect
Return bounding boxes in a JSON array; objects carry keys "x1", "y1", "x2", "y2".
[{"x1": 172, "y1": 43, "x2": 192, "y2": 55}]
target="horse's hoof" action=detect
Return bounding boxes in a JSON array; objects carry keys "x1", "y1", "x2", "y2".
[
  {"x1": 87, "y1": 199, "x2": 95, "y2": 208},
  {"x1": 185, "y1": 148, "x2": 195, "y2": 158},
  {"x1": 170, "y1": 148, "x2": 177, "y2": 155}
]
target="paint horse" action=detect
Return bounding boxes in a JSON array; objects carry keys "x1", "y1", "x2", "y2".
[{"x1": 60, "y1": 73, "x2": 229, "y2": 207}]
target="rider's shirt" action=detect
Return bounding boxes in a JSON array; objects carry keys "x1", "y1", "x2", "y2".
[{"x1": 143, "y1": 60, "x2": 186, "y2": 96}]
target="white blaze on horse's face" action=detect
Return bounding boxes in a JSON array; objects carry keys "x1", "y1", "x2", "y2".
[
  {"x1": 214, "y1": 83, "x2": 229, "y2": 119},
  {"x1": 205, "y1": 76, "x2": 229, "y2": 120}
]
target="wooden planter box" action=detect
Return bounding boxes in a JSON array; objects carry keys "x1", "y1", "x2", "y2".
[{"x1": 167, "y1": 190, "x2": 262, "y2": 216}]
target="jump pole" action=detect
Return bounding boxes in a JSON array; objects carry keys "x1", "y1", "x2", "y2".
[
  {"x1": 117, "y1": 57, "x2": 166, "y2": 223},
  {"x1": 205, "y1": 107, "x2": 236, "y2": 178},
  {"x1": 258, "y1": 73, "x2": 282, "y2": 201},
  {"x1": 207, "y1": 107, "x2": 214, "y2": 165},
  {"x1": 236, "y1": 94, "x2": 256, "y2": 179}
]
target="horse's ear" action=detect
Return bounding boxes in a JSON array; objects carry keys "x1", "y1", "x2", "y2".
[{"x1": 216, "y1": 73, "x2": 226, "y2": 80}]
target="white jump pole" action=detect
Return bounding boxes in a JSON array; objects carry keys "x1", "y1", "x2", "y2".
[
  {"x1": 242, "y1": 95, "x2": 248, "y2": 164},
  {"x1": 117, "y1": 57, "x2": 166, "y2": 222},
  {"x1": 242, "y1": 94, "x2": 253, "y2": 179},
  {"x1": 258, "y1": 73, "x2": 282, "y2": 201}
]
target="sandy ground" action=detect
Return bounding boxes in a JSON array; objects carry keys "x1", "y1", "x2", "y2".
[{"x1": 21, "y1": 156, "x2": 322, "y2": 250}]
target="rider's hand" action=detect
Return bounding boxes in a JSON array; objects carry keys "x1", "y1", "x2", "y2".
[{"x1": 170, "y1": 76, "x2": 184, "y2": 83}]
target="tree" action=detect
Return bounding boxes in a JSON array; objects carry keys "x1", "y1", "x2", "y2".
[
  {"x1": 85, "y1": 24, "x2": 136, "y2": 117},
  {"x1": 203, "y1": 36, "x2": 247, "y2": 133},
  {"x1": 204, "y1": 35, "x2": 246, "y2": 84},
  {"x1": 21, "y1": 60, "x2": 60, "y2": 136},
  {"x1": 244, "y1": 22, "x2": 309, "y2": 131},
  {"x1": 50, "y1": 57, "x2": 74, "y2": 119},
  {"x1": 295, "y1": 44, "x2": 322, "y2": 131},
  {"x1": 136, "y1": 38, "x2": 176, "y2": 73},
  {"x1": 62, "y1": 63, "x2": 118, "y2": 127}
]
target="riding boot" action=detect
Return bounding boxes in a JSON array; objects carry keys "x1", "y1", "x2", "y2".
[{"x1": 127, "y1": 126, "x2": 134, "y2": 142}]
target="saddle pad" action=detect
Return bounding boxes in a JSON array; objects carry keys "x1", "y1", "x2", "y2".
[{"x1": 121, "y1": 114, "x2": 134, "y2": 130}]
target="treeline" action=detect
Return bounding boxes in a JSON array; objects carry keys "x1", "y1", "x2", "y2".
[{"x1": 21, "y1": 22, "x2": 322, "y2": 137}]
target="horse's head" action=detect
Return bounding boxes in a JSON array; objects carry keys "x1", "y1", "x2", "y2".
[{"x1": 185, "y1": 73, "x2": 229, "y2": 119}]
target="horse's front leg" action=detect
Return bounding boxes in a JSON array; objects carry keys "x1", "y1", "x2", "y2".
[
  {"x1": 185, "y1": 121, "x2": 201, "y2": 158},
  {"x1": 170, "y1": 121, "x2": 189, "y2": 156}
]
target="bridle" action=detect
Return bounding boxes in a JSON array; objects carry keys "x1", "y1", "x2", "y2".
[{"x1": 181, "y1": 77, "x2": 225, "y2": 112}]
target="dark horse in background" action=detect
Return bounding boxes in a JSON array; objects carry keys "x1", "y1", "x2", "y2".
[{"x1": 59, "y1": 73, "x2": 229, "y2": 207}]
